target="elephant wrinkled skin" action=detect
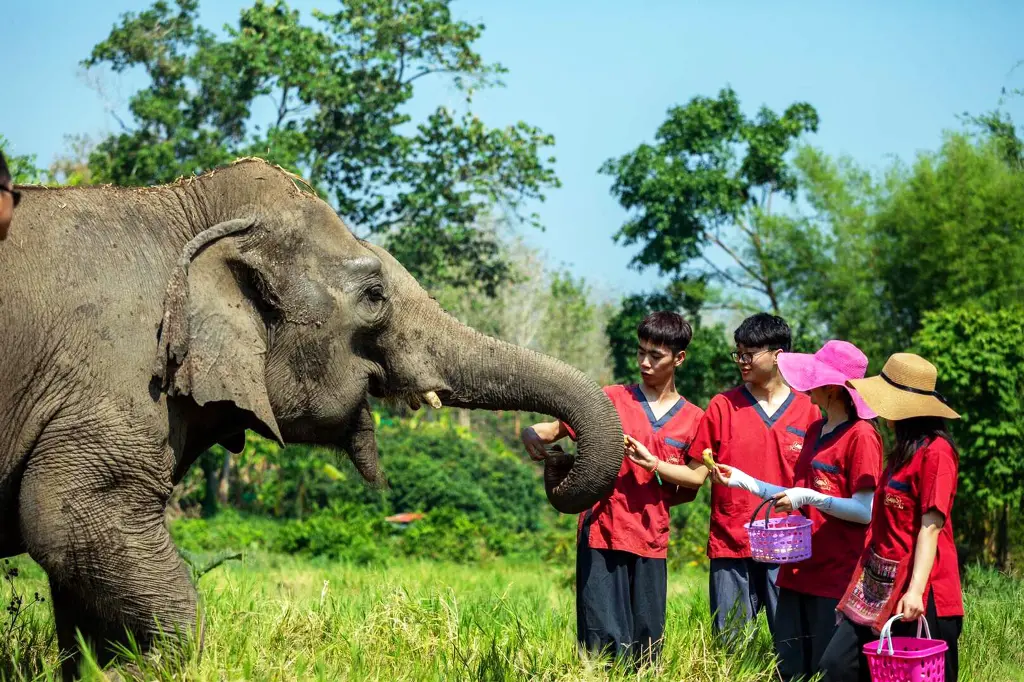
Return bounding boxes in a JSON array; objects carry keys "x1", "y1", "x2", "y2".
[{"x1": 0, "y1": 159, "x2": 623, "y2": 678}]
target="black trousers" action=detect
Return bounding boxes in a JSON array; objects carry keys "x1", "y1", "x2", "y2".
[
  {"x1": 818, "y1": 594, "x2": 963, "y2": 682},
  {"x1": 709, "y1": 557, "x2": 781, "y2": 644},
  {"x1": 774, "y1": 587, "x2": 839, "y2": 681},
  {"x1": 575, "y1": 536, "x2": 667, "y2": 666}
]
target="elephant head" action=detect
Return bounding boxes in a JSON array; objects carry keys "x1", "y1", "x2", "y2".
[{"x1": 153, "y1": 159, "x2": 623, "y2": 513}]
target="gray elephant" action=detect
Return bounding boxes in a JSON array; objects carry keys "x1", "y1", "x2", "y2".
[{"x1": 0, "y1": 159, "x2": 624, "y2": 679}]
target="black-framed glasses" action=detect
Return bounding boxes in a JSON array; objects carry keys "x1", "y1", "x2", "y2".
[
  {"x1": 1, "y1": 187, "x2": 20, "y2": 208},
  {"x1": 730, "y1": 349, "x2": 772, "y2": 364}
]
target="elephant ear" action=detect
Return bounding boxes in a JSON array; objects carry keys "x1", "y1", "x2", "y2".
[{"x1": 153, "y1": 218, "x2": 284, "y2": 445}]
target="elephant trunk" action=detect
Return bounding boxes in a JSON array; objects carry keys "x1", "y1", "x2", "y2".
[{"x1": 423, "y1": 310, "x2": 624, "y2": 514}]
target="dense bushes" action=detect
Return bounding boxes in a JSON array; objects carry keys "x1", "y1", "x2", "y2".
[
  {"x1": 168, "y1": 413, "x2": 719, "y2": 568},
  {"x1": 176, "y1": 415, "x2": 544, "y2": 528},
  {"x1": 171, "y1": 505, "x2": 576, "y2": 565}
]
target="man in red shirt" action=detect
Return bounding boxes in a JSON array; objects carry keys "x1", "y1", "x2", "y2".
[
  {"x1": 689, "y1": 313, "x2": 821, "y2": 643},
  {"x1": 521, "y1": 311, "x2": 704, "y2": 667}
]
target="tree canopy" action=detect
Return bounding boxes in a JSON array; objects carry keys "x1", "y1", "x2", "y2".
[{"x1": 83, "y1": 0, "x2": 560, "y2": 293}]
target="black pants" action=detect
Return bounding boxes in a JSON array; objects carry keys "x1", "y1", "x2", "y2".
[
  {"x1": 774, "y1": 588, "x2": 839, "y2": 681},
  {"x1": 818, "y1": 594, "x2": 962, "y2": 682},
  {"x1": 575, "y1": 537, "x2": 667, "y2": 666},
  {"x1": 709, "y1": 557, "x2": 780, "y2": 643}
]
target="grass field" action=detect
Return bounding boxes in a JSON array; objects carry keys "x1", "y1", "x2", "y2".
[{"x1": 3, "y1": 552, "x2": 1024, "y2": 681}]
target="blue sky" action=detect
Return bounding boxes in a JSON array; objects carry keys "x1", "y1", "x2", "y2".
[{"x1": 3, "y1": 1, "x2": 1022, "y2": 300}]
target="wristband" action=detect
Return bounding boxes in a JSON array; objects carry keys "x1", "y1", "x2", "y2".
[{"x1": 652, "y1": 459, "x2": 662, "y2": 485}]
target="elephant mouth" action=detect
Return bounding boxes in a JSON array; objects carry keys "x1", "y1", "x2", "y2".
[{"x1": 366, "y1": 373, "x2": 448, "y2": 412}]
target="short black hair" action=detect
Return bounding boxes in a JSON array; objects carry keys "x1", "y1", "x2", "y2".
[
  {"x1": 637, "y1": 311, "x2": 693, "y2": 354},
  {"x1": 734, "y1": 312, "x2": 792, "y2": 352},
  {"x1": 0, "y1": 151, "x2": 10, "y2": 186}
]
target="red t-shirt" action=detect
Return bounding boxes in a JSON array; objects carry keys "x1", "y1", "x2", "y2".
[
  {"x1": 867, "y1": 436, "x2": 963, "y2": 617},
  {"x1": 775, "y1": 419, "x2": 883, "y2": 599},
  {"x1": 688, "y1": 386, "x2": 820, "y2": 560},
  {"x1": 563, "y1": 384, "x2": 704, "y2": 559}
]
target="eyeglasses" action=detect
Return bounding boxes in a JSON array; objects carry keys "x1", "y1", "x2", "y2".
[
  {"x1": 1, "y1": 186, "x2": 20, "y2": 208},
  {"x1": 730, "y1": 349, "x2": 772, "y2": 364}
]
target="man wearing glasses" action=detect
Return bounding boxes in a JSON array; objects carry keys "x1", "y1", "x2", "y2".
[
  {"x1": 0, "y1": 151, "x2": 20, "y2": 240},
  {"x1": 688, "y1": 313, "x2": 820, "y2": 645}
]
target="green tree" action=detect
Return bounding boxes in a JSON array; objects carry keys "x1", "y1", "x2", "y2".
[
  {"x1": 781, "y1": 133, "x2": 1024, "y2": 365},
  {"x1": 83, "y1": 0, "x2": 559, "y2": 293},
  {"x1": 913, "y1": 307, "x2": 1024, "y2": 570},
  {"x1": 537, "y1": 272, "x2": 612, "y2": 384},
  {"x1": 0, "y1": 136, "x2": 45, "y2": 184},
  {"x1": 599, "y1": 87, "x2": 819, "y2": 313}
]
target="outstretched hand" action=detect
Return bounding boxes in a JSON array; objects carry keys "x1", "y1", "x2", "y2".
[
  {"x1": 624, "y1": 434, "x2": 657, "y2": 472},
  {"x1": 521, "y1": 427, "x2": 548, "y2": 462},
  {"x1": 711, "y1": 463, "x2": 733, "y2": 486}
]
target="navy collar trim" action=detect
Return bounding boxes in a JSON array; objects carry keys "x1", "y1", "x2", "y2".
[
  {"x1": 629, "y1": 385, "x2": 685, "y2": 432},
  {"x1": 812, "y1": 419, "x2": 857, "y2": 456},
  {"x1": 742, "y1": 386, "x2": 796, "y2": 429}
]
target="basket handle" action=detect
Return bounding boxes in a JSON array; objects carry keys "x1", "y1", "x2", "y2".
[
  {"x1": 749, "y1": 497, "x2": 777, "y2": 529},
  {"x1": 876, "y1": 614, "x2": 933, "y2": 655}
]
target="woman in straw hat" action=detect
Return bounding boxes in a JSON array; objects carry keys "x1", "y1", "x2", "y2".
[
  {"x1": 817, "y1": 353, "x2": 963, "y2": 682},
  {"x1": 712, "y1": 340, "x2": 884, "y2": 681}
]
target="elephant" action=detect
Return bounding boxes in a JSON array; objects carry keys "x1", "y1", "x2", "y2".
[{"x1": 0, "y1": 158, "x2": 624, "y2": 679}]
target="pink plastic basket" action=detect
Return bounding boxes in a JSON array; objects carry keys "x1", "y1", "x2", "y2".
[
  {"x1": 742, "y1": 498, "x2": 812, "y2": 564},
  {"x1": 864, "y1": 615, "x2": 947, "y2": 682}
]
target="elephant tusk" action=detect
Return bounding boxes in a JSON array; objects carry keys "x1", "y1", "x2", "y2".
[
  {"x1": 405, "y1": 395, "x2": 422, "y2": 410},
  {"x1": 423, "y1": 391, "x2": 443, "y2": 409}
]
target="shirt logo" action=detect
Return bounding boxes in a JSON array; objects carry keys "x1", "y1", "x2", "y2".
[
  {"x1": 667, "y1": 456, "x2": 680, "y2": 464},
  {"x1": 814, "y1": 476, "x2": 835, "y2": 492},
  {"x1": 789, "y1": 440, "x2": 803, "y2": 452},
  {"x1": 884, "y1": 494, "x2": 906, "y2": 510}
]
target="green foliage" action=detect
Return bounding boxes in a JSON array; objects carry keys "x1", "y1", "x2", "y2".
[
  {"x1": 0, "y1": 137, "x2": 45, "y2": 185},
  {"x1": 274, "y1": 505, "x2": 386, "y2": 565},
  {"x1": 170, "y1": 509, "x2": 283, "y2": 552},
  {"x1": 600, "y1": 87, "x2": 818, "y2": 313},
  {"x1": 782, "y1": 133, "x2": 1024, "y2": 366},
  {"x1": 83, "y1": 0, "x2": 559, "y2": 293},
  {"x1": 378, "y1": 418, "x2": 545, "y2": 533},
  {"x1": 669, "y1": 484, "x2": 713, "y2": 569},
  {"x1": 913, "y1": 307, "x2": 1024, "y2": 568},
  {"x1": 4, "y1": 552, "x2": 1022, "y2": 681},
  {"x1": 176, "y1": 418, "x2": 543, "y2": 539},
  {"x1": 433, "y1": 233, "x2": 614, "y2": 384}
]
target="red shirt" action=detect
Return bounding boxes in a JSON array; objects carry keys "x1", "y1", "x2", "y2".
[
  {"x1": 867, "y1": 436, "x2": 963, "y2": 617},
  {"x1": 563, "y1": 384, "x2": 704, "y2": 559},
  {"x1": 688, "y1": 386, "x2": 820, "y2": 560},
  {"x1": 776, "y1": 419, "x2": 883, "y2": 599}
]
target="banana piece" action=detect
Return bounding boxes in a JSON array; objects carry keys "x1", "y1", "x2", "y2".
[{"x1": 702, "y1": 448, "x2": 716, "y2": 470}]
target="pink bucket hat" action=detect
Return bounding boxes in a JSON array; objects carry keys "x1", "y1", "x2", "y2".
[{"x1": 777, "y1": 340, "x2": 877, "y2": 420}]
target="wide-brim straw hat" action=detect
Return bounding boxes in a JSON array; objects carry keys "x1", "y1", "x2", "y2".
[
  {"x1": 777, "y1": 340, "x2": 877, "y2": 420},
  {"x1": 846, "y1": 353, "x2": 960, "y2": 421}
]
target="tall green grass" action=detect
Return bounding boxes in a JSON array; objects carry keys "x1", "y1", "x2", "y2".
[{"x1": 2, "y1": 554, "x2": 1022, "y2": 681}]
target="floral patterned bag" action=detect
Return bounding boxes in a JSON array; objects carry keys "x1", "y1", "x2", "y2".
[{"x1": 838, "y1": 545, "x2": 913, "y2": 633}]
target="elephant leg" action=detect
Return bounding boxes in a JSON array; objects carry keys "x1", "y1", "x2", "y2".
[{"x1": 19, "y1": 443, "x2": 198, "y2": 681}]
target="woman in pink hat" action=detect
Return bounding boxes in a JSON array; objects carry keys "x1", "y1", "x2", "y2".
[{"x1": 713, "y1": 340, "x2": 883, "y2": 682}]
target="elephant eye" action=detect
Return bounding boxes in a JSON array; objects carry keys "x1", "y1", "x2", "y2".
[{"x1": 365, "y1": 284, "x2": 386, "y2": 303}]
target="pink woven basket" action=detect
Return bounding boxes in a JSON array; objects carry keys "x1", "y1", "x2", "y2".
[
  {"x1": 864, "y1": 615, "x2": 947, "y2": 682},
  {"x1": 742, "y1": 498, "x2": 812, "y2": 564}
]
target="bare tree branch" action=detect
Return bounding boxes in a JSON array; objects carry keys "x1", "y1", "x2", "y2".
[
  {"x1": 275, "y1": 83, "x2": 291, "y2": 129},
  {"x1": 708, "y1": 233, "x2": 768, "y2": 290},
  {"x1": 700, "y1": 254, "x2": 763, "y2": 294},
  {"x1": 405, "y1": 68, "x2": 456, "y2": 85}
]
